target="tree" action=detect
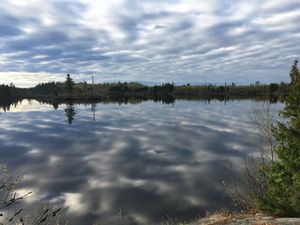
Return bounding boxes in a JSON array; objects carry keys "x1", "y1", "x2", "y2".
[
  {"x1": 65, "y1": 74, "x2": 74, "y2": 97},
  {"x1": 290, "y1": 60, "x2": 300, "y2": 85},
  {"x1": 260, "y1": 60, "x2": 300, "y2": 216}
]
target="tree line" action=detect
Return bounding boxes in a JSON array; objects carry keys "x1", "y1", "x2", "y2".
[{"x1": 0, "y1": 78, "x2": 287, "y2": 103}]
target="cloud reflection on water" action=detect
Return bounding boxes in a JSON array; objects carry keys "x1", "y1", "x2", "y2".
[{"x1": 0, "y1": 100, "x2": 281, "y2": 224}]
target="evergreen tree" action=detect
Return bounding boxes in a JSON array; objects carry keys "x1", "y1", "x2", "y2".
[
  {"x1": 261, "y1": 60, "x2": 300, "y2": 216},
  {"x1": 65, "y1": 74, "x2": 74, "y2": 97},
  {"x1": 290, "y1": 60, "x2": 300, "y2": 85}
]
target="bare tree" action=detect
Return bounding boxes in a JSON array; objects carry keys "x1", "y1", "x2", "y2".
[
  {"x1": 225, "y1": 101, "x2": 277, "y2": 211},
  {"x1": 251, "y1": 101, "x2": 276, "y2": 163}
]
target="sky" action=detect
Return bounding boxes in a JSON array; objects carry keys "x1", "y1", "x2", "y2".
[{"x1": 0, "y1": 0, "x2": 299, "y2": 87}]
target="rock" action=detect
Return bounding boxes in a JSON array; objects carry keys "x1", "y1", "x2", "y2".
[
  {"x1": 255, "y1": 213, "x2": 270, "y2": 218},
  {"x1": 261, "y1": 216, "x2": 274, "y2": 220},
  {"x1": 254, "y1": 221, "x2": 272, "y2": 225},
  {"x1": 275, "y1": 218, "x2": 300, "y2": 225}
]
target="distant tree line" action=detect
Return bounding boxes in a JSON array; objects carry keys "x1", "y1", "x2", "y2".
[
  {"x1": 0, "y1": 73, "x2": 290, "y2": 103},
  {"x1": 0, "y1": 84, "x2": 22, "y2": 98},
  {"x1": 0, "y1": 84, "x2": 25, "y2": 111}
]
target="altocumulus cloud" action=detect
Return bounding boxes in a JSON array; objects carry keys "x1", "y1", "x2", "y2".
[{"x1": 0, "y1": 0, "x2": 299, "y2": 87}]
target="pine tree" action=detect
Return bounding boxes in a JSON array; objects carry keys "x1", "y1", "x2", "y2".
[
  {"x1": 65, "y1": 74, "x2": 74, "y2": 97},
  {"x1": 261, "y1": 60, "x2": 300, "y2": 216}
]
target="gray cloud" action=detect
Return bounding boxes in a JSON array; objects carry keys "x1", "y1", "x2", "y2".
[{"x1": 0, "y1": 0, "x2": 299, "y2": 87}]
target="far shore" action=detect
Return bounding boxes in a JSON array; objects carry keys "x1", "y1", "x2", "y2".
[{"x1": 0, "y1": 81, "x2": 287, "y2": 104}]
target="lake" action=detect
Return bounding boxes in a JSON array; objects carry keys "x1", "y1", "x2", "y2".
[{"x1": 0, "y1": 99, "x2": 281, "y2": 225}]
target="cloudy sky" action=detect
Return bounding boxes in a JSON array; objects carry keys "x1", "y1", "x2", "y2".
[{"x1": 0, "y1": 0, "x2": 299, "y2": 87}]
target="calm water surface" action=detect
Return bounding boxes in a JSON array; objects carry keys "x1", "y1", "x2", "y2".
[{"x1": 0, "y1": 100, "x2": 281, "y2": 225}]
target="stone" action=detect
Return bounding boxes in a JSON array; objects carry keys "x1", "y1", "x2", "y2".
[
  {"x1": 261, "y1": 216, "x2": 274, "y2": 220},
  {"x1": 275, "y1": 218, "x2": 300, "y2": 225}
]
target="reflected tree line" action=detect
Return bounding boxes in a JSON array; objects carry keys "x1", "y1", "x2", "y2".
[
  {"x1": 64, "y1": 102, "x2": 97, "y2": 124},
  {"x1": 60, "y1": 93, "x2": 281, "y2": 124},
  {"x1": 0, "y1": 96, "x2": 280, "y2": 125},
  {"x1": 0, "y1": 99, "x2": 22, "y2": 112}
]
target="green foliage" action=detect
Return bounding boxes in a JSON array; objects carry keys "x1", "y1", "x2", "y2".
[{"x1": 258, "y1": 60, "x2": 300, "y2": 216}]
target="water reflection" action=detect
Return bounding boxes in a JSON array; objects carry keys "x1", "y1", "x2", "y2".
[
  {"x1": 53, "y1": 101, "x2": 59, "y2": 110},
  {"x1": 91, "y1": 103, "x2": 96, "y2": 122},
  {"x1": 0, "y1": 98, "x2": 22, "y2": 112},
  {"x1": 0, "y1": 95, "x2": 278, "y2": 114},
  {"x1": 65, "y1": 103, "x2": 76, "y2": 124},
  {"x1": 0, "y1": 100, "x2": 282, "y2": 225}
]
